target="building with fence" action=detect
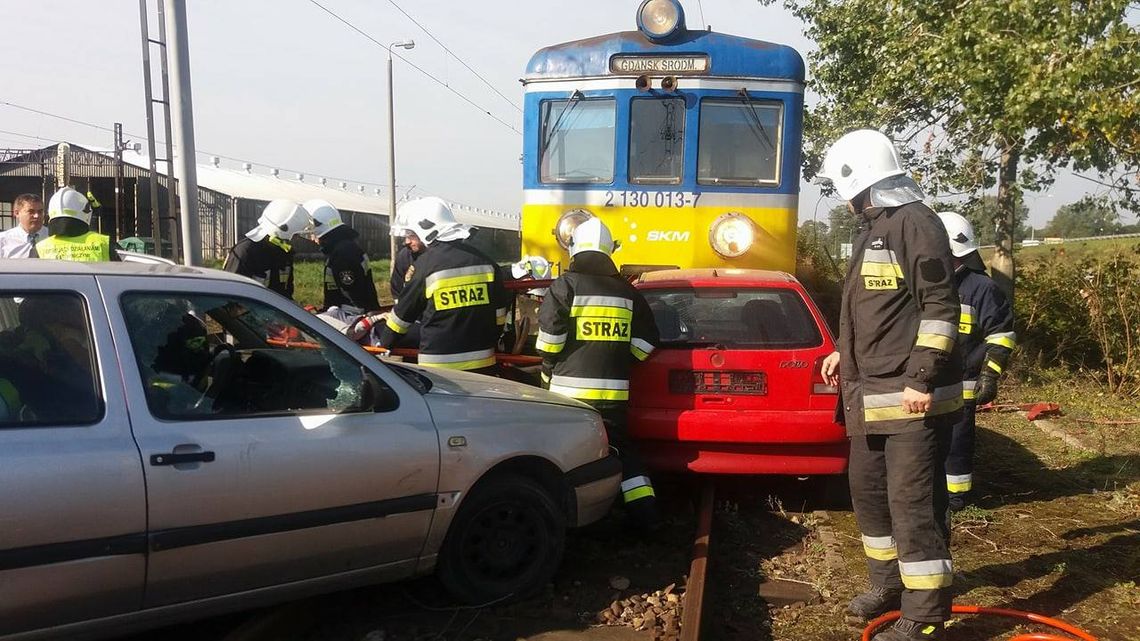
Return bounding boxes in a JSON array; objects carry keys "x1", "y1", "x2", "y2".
[{"x1": 0, "y1": 143, "x2": 520, "y2": 263}]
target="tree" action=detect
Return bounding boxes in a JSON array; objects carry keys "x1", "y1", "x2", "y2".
[
  {"x1": 950, "y1": 196, "x2": 1031, "y2": 246},
  {"x1": 826, "y1": 204, "x2": 862, "y2": 256},
  {"x1": 799, "y1": 219, "x2": 830, "y2": 244},
  {"x1": 777, "y1": 0, "x2": 1140, "y2": 299},
  {"x1": 1045, "y1": 195, "x2": 1122, "y2": 238}
]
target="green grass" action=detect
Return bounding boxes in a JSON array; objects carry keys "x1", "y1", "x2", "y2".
[
  {"x1": 293, "y1": 259, "x2": 391, "y2": 310},
  {"x1": 981, "y1": 237, "x2": 1140, "y2": 264}
]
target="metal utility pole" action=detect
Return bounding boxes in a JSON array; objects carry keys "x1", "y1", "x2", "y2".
[
  {"x1": 387, "y1": 39, "x2": 415, "y2": 264},
  {"x1": 156, "y1": 0, "x2": 181, "y2": 263},
  {"x1": 164, "y1": 0, "x2": 201, "y2": 266},
  {"x1": 113, "y1": 122, "x2": 124, "y2": 243},
  {"x1": 138, "y1": 0, "x2": 164, "y2": 252}
]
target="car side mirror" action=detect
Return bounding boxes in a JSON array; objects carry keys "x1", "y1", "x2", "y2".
[{"x1": 356, "y1": 367, "x2": 400, "y2": 413}]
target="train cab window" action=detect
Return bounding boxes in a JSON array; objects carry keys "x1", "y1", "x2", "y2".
[
  {"x1": 540, "y1": 98, "x2": 615, "y2": 183},
  {"x1": 697, "y1": 98, "x2": 783, "y2": 186},
  {"x1": 628, "y1": 97, "x2": 685, "y2": 184}
]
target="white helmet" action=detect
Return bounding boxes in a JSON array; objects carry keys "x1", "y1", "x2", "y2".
[
  {"x1": 303, "y1": 199, "x2": 343, "y2": 239},
  {"x1": 246, "y1": 199, "x2": 309, "y2": 242},
  {"x1": 47, "y1": 187, "x2": 93, "y2": 224},
  {"x1": 817, "y1": 129, "x2": 906, "y2": 201},
  {"x1": 569, "y1": 217, "x2": 616, "y2": 257},
  {"x1": 937, "y1": 211, "x2": 979, "y2": 258},
  {"x1": 397, "y1": 197, "x2": 470, "y2": 245}
]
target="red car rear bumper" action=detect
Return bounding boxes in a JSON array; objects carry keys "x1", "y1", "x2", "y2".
[{"x1": 628, "y1": 407, "x2": 849, "y2": 475}]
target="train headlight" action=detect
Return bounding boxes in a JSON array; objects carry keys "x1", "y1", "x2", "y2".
[
  {"x1": 637, "y1": 0, "x2": 685, "y2": 41},
  {"x1": 554, "y1": 209, "x2": 593, "y2": 249},
  {"x1": 709, "y1": 212, "x2": 754, "y2": 258}
]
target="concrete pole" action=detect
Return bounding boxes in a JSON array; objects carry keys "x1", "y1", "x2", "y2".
[
  {"x1": 387, "y1": 52, "x2": 397, "y2": 266},
  {"x1": 163, "y1": 0, "x2": 201, "y2": 266},
  {"x1": 137, "y1": 0, "x2": 163, "y2": 248}
]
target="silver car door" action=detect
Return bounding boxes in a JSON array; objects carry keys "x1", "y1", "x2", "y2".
[
  {"x1": 100, "y1": 276, "x2": 439, "y2": 607},
  {"x1": 0, "y1": 277, "x2": 146, "y2": 635}
]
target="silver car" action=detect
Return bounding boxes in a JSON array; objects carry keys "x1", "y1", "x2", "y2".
[{"x1": 0, "y1": 261, "x2": 620, "y2": 641}]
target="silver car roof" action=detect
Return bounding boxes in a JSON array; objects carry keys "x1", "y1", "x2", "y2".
[{"x1": 0, "y1": 259, "x2": 254, "y2": 285}]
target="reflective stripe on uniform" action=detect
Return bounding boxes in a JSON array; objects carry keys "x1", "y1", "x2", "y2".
[
  {"x1": 570, "y1": 295, "x2": 633, "y2": 318},
  {"x1": 986, "y1": 360, "x2": 1003, "y2": 374},
  {"x1": 424, "y1": 265, "x2": 496, "y2": 298},
  {"x1": 630, "y1": 337, "x2": 654, "y2": 361},
  {"x1": 863, "y1": 384, "x2": 964, "y2": 422},
  {"x1": 959, "y1": 304, "x2": 975, "y2": 334},
  {"x1": 548, "y1": 374, "x2": 629, "y2": 401},
  {"x1": 915, "y1": 319, "x2": 956, "y2": 353},
  {"x1": 386, "y1": 313, "x2": 412, "y2": 334},
  {"x1": 621, "y1": 475, "x2": 655, "y2": 503},
  {"x1": 985, "y1": 331, "x2": 1017, "y2": 350},
  {"x1": 860, "y1": 249, "x2": 904, "y2": 277},
  {"x1": 535, "y1": 329, "x2": 567, "y2": 354},
  {"x1": 962, "y1": 379, "x2": 977, "y2": 400},
  {"x1": 418, "y1": 348, "x2": 495, "y2": 370},
  {"x1": 861, "y1": 534, "x2": 898, "y2": 561},
  {"x1": 899, "y1": 559, "x2": 953, "y2": 590},
  {"x1": 496, "y1": 306, "x2": 508, "y2": 327},
  {"x1": 946, "y1": 473, "x2": 972, "y2": 493}
]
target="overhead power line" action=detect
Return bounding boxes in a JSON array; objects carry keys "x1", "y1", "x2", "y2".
[
  {"x1": 383, "y1": 0, "x2": 522, "y2": 113},
  {"x1": 0, "y1": 99, "x2": 405, "y2": 193},
  {"x1": 305, "y1": 0, "x2": 522, "y2": 136}
]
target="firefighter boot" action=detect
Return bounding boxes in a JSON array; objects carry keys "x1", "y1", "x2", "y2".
[
  {"x1": 871, "y1": 619, "x2": 944, "y2": 641},
  {"x1": 847, "y1": 584, "x2": 902, "y2": 620}
]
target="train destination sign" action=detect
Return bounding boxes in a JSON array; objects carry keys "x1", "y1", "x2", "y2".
[{"x1": 609, "y1": 55, "x2": 710, "y2": 74}]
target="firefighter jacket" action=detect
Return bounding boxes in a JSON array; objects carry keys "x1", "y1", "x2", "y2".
[
  {"x1": 319, "y1": 226, "x2": 380, "y2": 312},
  {"x1": 36, "y1": 231, "x2": 110, "y2": 262},
  {"x1": 838, "y1": 201, "x2": 963, "y2": 435},
  {"x1": 224, "y1": 237, "x2": 294, "y2": 299},
  {"x1": 381, "y1": 240, "x2": 507, "y2": 370},
  {"x1": 954, "y1": 265, "x2": 1016, "y2": 402},
  {"x1": 389, "y1": 244, "x2": 423, "y2": 302},
  {"x1": 535, "y1": 252, "x2": 658, "y2": 404}
]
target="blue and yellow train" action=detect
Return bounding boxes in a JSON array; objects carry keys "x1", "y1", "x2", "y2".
[{"x1": 520, "y1": 0, "x2": 805, "y2": 275}]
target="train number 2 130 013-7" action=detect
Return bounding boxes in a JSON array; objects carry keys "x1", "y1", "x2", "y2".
[{"x1": 604, "y1": 190, "x2": 702, "y2": 208}]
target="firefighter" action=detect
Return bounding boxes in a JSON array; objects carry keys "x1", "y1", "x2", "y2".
[
  {"x1": 389, "y1": 214, "x2": 426, "y2": 303},
  {"x1": 937, "y1": 211, "x2": 1016, "y2": 512},
  {"x1": 304, "y1": 199, "x2": 381, "y2": 312},
  {"x1": 35, "y1": 187, "x2": 115, "y2": 261},
  {"x1": 223, "y1": 199, "x2": 308, "y2": 299},
  {"x1": 536, "y1": 217, "x2": 660, "y2": 531},
  {"x1": 818, "y1": 130, "x2": 962, "y2": 641},
  {"x1": 377, "y1": 197, "x2": 506, "y2": 373}
]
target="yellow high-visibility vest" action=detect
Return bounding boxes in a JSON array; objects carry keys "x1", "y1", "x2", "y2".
[{"x1": 36, "y1": 232, "x2": 111, "y2": 262}]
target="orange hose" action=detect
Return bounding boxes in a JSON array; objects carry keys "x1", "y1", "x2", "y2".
[{"x1": 862, "y1": 605, "x2": 1098, "y2": 641}]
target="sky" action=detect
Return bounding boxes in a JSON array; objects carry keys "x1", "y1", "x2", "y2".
[{"x1": 0, "y1": 0, "x2": 1126, "y2": 228}]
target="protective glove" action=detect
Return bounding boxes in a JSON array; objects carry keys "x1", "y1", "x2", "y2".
[
  {"x1": 974, "y1": 370, "x2": 1000, "y2": 405},
  {"x1": 347, "y1": 313, "x2": 387, "y2": 343}
]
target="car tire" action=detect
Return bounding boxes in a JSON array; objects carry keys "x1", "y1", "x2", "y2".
[{"x1": 437, "y1": 473, "x2": 566, "y2": 604}]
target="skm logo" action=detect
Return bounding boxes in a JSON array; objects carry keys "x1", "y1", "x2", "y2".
[{"x1": 647, "y1": 230, "x2": 691, "y2": 242}]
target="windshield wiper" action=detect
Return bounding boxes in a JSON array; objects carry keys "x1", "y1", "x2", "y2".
[
  {"x1": 737, "y1": 88, "x2": 775, "y2": 151},
  {"x1": 541, "y1": 89, "x2": 583, "y2": 154}
]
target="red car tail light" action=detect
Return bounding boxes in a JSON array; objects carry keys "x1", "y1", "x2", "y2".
[
  {"x1": 670, "y1": 370, "x2": 767, "y2": 395},
  {"x1": 811, "y1": 355, "x2": 838, "y2": 395}
]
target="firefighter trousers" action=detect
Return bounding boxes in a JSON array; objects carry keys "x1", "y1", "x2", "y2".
[
  {"x1": 595, "y1": 404, "x2": 660, "y2": 529},
  {"x1": 945, "y1": 401, "x2": 977, "y2": 500},
  {"x1": 849, "y1": 427, "x2": 953, "y2": 622}
]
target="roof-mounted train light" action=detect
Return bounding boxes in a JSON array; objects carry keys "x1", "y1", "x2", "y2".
[
  {"x1": 709, "y1": 212, "x2": 755, "y2": 258},
  {"x1": 554, "y1": 209, "x2": 594, "y2": 249},
  {"x1": 637, "y1": 0, "x2": 686, "y2": 41}
]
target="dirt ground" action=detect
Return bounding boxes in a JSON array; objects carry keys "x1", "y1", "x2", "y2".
[{"x1": 127, "y1": 371, "x2": 1139, "y2": 641}]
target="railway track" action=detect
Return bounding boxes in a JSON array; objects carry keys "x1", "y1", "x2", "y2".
[{"x1": 680, "y1": 479, "x2": 716, "y2": 641}]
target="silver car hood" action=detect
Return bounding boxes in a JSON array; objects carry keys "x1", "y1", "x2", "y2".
[{"x1": 405, "y1": 364, "x2": 592, "y2": 410}]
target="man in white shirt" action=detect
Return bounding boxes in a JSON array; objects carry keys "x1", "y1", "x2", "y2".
[{"x1": 0, "y1": 194, "x2": 46, "y2": 258}]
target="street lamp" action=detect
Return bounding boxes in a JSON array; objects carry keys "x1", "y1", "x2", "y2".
[{"x1": 387, "y1": 39, "x2": 415, "y2": 267}]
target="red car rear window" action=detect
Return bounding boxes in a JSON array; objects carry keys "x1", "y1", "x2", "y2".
[{"x1": 643, "y1": 288, "x2": 822, "y2": 349}]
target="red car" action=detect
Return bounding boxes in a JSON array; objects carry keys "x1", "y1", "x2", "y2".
[{"x1": 628, "y1": 269, "x2": 848, "y2": 475}]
